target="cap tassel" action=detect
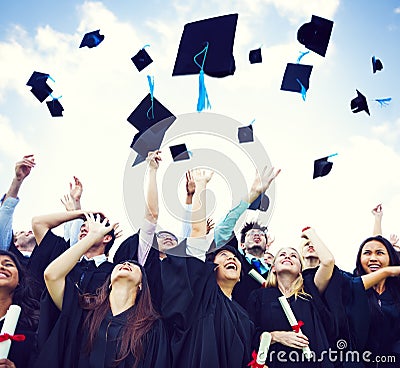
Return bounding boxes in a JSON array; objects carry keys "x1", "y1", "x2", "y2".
[
  {"x1": 296, "y1": 50, "x2": 310, "y2": 64},
  {"x1": 296, "y1": 78, "x2": 307, "y2": 101},
  {"x1": 194, "y1": 42, "x2": 211, "y2": 112},
  {"x1": 374, "y1": 97, "x2": 392, "y2": 107},
  {"x1": 146, "y1": 75, "x2": 154, "y2": 119}
]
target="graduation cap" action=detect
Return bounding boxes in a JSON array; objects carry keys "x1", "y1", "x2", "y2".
[
  {"x1": 169, "y1": 143, "x2": 191, "y2": 161},
  {"x1": 238, "y1": 119, "x2": 255, "y2": 143},
  {"x1": 313, "y1": 153, "x2": 337, "y2": 179},
  {"x1": 281, "y1": 63, "x2": 313, "y2": 100},
  {"x1": 372, "y1": 56, "x2": 383, "y2": 74},
  {"x1": 79, "y1": 30, "x2": 104, "y2": 48},
  {"x1": 249, "y1": 48, "x2": 262, "y2": 64},
  {"x1": 46, "y1": 98, "x2": 64, "y2": 117},
  {"x1": 297, "y1": 15, "x2": 334, "y2": 57},
  {"x1": 249, "y1": 193, "x2": 270, "y2": 211},
  {"x1": 131, "y1": 46, "x2": 153, "y2": 72},
  {"x1": 127, "y1": 94, "x2": 176, "y2": 166},
  {"x1": 350, "y1": 89, "x2": 370, "y2": 116},
  {"x1": 26, "y1": 71, "x2": 53, "y2": 103},
  {"x1": 172, "y1": 13, "x2": 238, "y2": 78}
]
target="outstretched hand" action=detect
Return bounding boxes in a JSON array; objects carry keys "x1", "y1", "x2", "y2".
[
  {"x1": 146, "y1": 150, "x2": 162, "y2": 170},
  {"x1": 83, "y1": 213, "x2": 118, "y2": 240},
  {"x1": 186, "y1": 170, "x2": 196, "y2": 196},
  {"x1": 249, "y1": 166, "x2": 281, "y2": 201},
  {"x1": 70, "y1": 176, "x2": 83, "y2": 202},
  {"x1": 371, "y1": 204, "x2": 383, "y2": 218},
  {"x1": 192, "y1": 168, "x2": 214, "y2": 185},
  {"x1": 15, "y1": 154, "x2": 35, "y2": 181}
]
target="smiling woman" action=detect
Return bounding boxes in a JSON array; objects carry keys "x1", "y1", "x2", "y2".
[{"x1": 0, "y1": 250, "x2": 39, "y2": 367}]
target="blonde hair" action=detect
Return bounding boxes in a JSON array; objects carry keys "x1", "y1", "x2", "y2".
[{"x1": 265, "y1": 247, "x2": 311, "y2": 300}]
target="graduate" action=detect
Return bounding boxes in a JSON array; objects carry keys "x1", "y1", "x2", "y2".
[
  {"x1": 34, "y1": 213, "x2": 170, "y2": 368},
  {"x1": 0, "y1": 250, "x2": 39, "y2": 367},
  {"x1": 247, "y1": 227, "x2": 336, "y2": 368},
  {"x1": 160, "y1": 168, "x2": 257, "y2": 368}
]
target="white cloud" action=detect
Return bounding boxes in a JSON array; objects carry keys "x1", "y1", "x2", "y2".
[{"x1": 394, "y1": 7, "x2": 400, "y2": 14}]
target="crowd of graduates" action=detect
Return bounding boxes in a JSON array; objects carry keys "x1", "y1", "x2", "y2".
[{"x1": 0, "y1": 152, "x2": 399, "y2": 368}]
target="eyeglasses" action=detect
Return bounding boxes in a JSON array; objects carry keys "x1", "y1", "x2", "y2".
[
  {"x1": 246, "y1": 229, "x2": 266, "y2": 237},
  {"x1": 156, "y1": 231, "x2": 178, "y2": 242}
]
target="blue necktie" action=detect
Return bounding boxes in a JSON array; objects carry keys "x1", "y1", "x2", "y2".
[{"x1": 251, "y1": 258, "x2": 262, "y2": 274}]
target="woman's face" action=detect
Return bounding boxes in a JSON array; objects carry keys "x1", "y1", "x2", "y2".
[
  {"x1": 360, "y1": 240, "x2": 390, "y2": 274},
  {"x1": 273, "y1": 248, "x2": 302, "y2": 276},
  {"x1": 214, "y1": 250, "x2": 241, "y2": 283},
  {"x1": 110, "y1": 261, "x2": 142, "y2": 287},
  {"x1": 0, "y1": 255, "x2": 19, "y2": 292}
]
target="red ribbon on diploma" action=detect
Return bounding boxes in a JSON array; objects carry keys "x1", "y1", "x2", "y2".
[
  {"x1": 291, "y1": 320, "x2": 304, "y2": 333},
  {"x1": 301, "y1": 226, "x2": 311, "y2": 232},
  {"x1": 0, "y1": 333, "x2": 26, "y2": 342},
  {"x1": 247, "y1": 350, "x2": 265, "y2": 368}
]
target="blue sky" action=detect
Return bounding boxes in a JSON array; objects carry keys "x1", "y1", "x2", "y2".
[{"x1": 0, "y1": 0, "x2": 399, "y2": 271}]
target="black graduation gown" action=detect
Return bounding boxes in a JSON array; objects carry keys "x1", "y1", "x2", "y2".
[
  {"x1": 232, "y1": 252, "x2": 269, "y2": 309},
  {"x1": 34, "y1": 277, "x2": 170, "y2": 368},
  {"x1": 247, "y1": 283, "x2": 335, "y2": 368},
  {"x1": 0, "y1": 319, "x2": 37, "y2": 367},
  {"x1": 161, "y1": 254, "x2": 254, "y2": 368}
]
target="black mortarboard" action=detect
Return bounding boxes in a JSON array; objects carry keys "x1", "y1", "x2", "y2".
[
  {"x1": 249, "y1": 48, "x2": 262, "y2": 64},
  {"x1": 351, "y1": 89, "x2": 370, "y2": 116},
  {"x1": 26, "y1": 71, "x2": 53, "y2": 103},
  {"x1": 313, "y1": 156, "x2": 334, "y2": 179},
  {"x1": 128, "y1": 93, "x2": 176, "y2": 166},
  {"x1": 169, "y1": 143, "x2": 190, "y2": 161},
  {"x1": 249, "y1": 193, "x2": 270, "y2": 211},
  {"x1": 372, "y1": 56, "x2": 383, "y2": 74},
  {"x1": 131, "y1": 47, "x2": 153, "y2": 72},
  {"x1": 46, "y1": 99, "x2": 64, "y2": 117},
  {"x1": 238, "y1": 124, "x2": 253, "y2": 143},
  {"x1": 281, "y1": 63, "x2": 313, "y2": 94},
  {"x1": 79, "y1": 30, "x2": 104, "y2": 48},
  {"x1": 297, "y1": 15, "x2": 334, "y2": 57},
  {"x1": 172, "y1": 13, "x2": 238, "y2": 78}
]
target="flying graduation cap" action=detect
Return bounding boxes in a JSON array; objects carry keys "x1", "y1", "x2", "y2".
[
  {"x1": 26, "y1": 71, "x2": 53, "y2": 102},
  {"x1": 249, "y1": 47, "x2": 262, "y2": 64},
  {"x1": 131, "y1": 45, "x2": 153, "y2": 72},
  {"x1": 313, "y1": 153, "x2": 337, "y2": 179},
  {"x1": 297, "y1": 15, "x2": 334, "y2": 57},
  {"x1": 350, "y1": 89, "x2": 370, "y2": 116},
  {"x1": 172, "y1": 13, "x2": 238, "y2": 111},
  {"x1": 127, "y1": 93, "x2": 176, "y2": 166},
  {"x1": 169, "y1": 143, "x2": 191, "y2": 161},
  {"x1": 372, "y1": 56, "x2": 383, "y2": 74},
  {"x1": 238, "y1": 119, "x2": 255, "y2": 143},
  {"x1": 46, "y1": 98, "x2": 64, "y2": 117},
  {"x1": 281, "y1": 63, "x2": 313, "y2": 100},
  {"x1": 79, "y1": 30, "x2": 104, "y2": 48}
]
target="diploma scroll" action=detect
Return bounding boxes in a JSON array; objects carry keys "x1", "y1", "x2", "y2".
[
  {"x1": 278, "y1": 296, "x2": 312, "y2": 359},
  {"x1": 248, "y1": 269, "x2": 266, "y2": 287},
  {"x1": 257, "y1": 332, "x2": 271, "y2": 365},
  {"x1": 0, "y1": 305, "x2": 22, "y2": 359}
]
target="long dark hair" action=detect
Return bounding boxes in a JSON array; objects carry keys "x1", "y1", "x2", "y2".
[
  {"x1": 0, "y1": 250, "x2": 40, "y2": 329},
  {"x1": 79, "y1": 260, "x2": 160, "y2": 367},
  {"x1": 354, "y1": 235, "x2": 400, "y2": 315}
]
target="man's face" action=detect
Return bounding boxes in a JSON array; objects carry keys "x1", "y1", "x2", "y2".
[
  {"x1": 13, "y1": 230, "x2": 36, "y2": 252},
  {"x1": 242, "y1": 228, "x2": 267, "y2": 255}
]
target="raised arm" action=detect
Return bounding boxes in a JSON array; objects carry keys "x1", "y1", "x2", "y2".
[
  {"x1": 361, "y1": 266, "x2": 400, "y2": 290},
  {"x1": 32, "y1": 209, "x2": 86, "y2": 245},
  {"x1": 302, "y1": 227, "x2": 335, "y2": 294},
  {"x1": 190, "y1": 169, "x2": 214, "y2": 238},
  {"x1": 371, "y1": 204, "x2": 383, "y2": 236},
  {"x1": 181, "y1": 170, "x2": 196, "y2": 238},
  {"x1": 44, "y1": 213, "x2": 118, "y2": 310},
  {"x1": 214, "y1": 165, "x2": 280, "y2": 248}
]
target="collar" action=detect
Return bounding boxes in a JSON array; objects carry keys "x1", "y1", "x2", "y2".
[
  {"x1": 80, "y1": 254, "x2": 107, "y2": 267},
  {"x1": 244, "y1": 253, "x2": 270, "y2": 274}
]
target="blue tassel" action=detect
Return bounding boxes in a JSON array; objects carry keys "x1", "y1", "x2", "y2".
[
  {"x1": 328, "y1": 153, "x2": 338, "y2": 158},
  {"x1": 297, "y1": 50, "x2": 310, "y2": 64},
  {"x1": 194, "y1": 42, "x2": 211, "y2": 112},
  {"x1": 146, "y1": 75, "x2": 154, "y2": 119},
  {"x1": 296, "y1": 78, "x2": 307, "y2": 101},
  {"x1": 197, "y1": 70, "x2": 211, "y2": 112},
  {"x1": 374, "y1": 97, "x2": 392, "y2": 107}
]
